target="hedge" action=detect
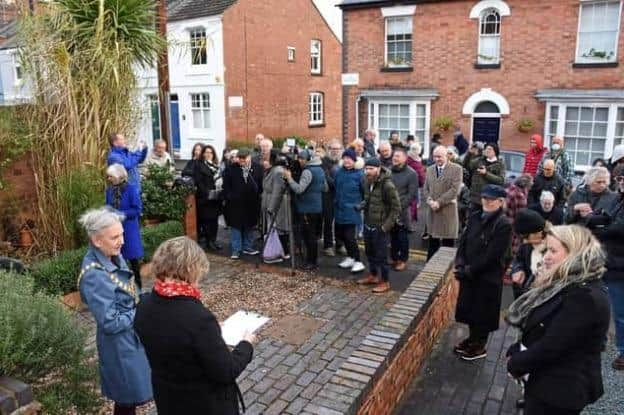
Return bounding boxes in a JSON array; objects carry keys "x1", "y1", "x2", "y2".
[{"x1": 31, "y1": 220, "x2": 184, "y2": 295}]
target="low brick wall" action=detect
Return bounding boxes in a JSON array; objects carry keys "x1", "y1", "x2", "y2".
[
  {"x1": 306, "y1": 247, "x2": 458, "y2": 415},
  {"x1": 0, "y1": 376, "x2": 39, "y2": 415}
]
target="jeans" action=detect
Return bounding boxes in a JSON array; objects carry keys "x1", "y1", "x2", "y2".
[
  {"x1": 231, "y1": 227, "x2": 254, "y2": 254},
  {"x1": 300, "y1": 213, "x2": 321, "y2": 265},
  {"x1": 390, "y1": 224, "x2": 410, "y2": 262},
  {"x1": 427, "y1": 238, "x2": 456, "y2": 261},
  {"x1": 606, "y1": 277, "x2": 624, "y2": 355},
  {"x1": 364, "y1": 226, "x2": 389, "y2": 282},
  {"x1": 335, "y1": 223, "x2": 360, "y2": 261}
]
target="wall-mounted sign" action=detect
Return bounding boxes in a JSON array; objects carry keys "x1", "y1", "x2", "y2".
[
  {"x1": 341, "y1": 73, "x2": 359, "y2": 86},
  {"x1": 228, "y1": 96, "x2": 243, "y2": 108}
]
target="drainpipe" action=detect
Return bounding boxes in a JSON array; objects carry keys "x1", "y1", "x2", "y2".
[{"x1": 355, "y1": 94, "x2": 361, "y2": 141}]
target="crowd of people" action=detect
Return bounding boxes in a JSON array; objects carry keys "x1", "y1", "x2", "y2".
[{"x1": 77, "y1": 128, "x2": 624, "y2": 414}]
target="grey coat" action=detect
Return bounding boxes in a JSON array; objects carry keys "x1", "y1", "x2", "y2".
[
  {"x1": 262, "y1": 166, "x2": 291, "y2": 233},
  {"x1": 566, "y1": 185, "x2": 619, "y2": 225},
  {"x1": 390, "y1": 164, "x2": 419, "y2": 226},
  {"x1": 423, "y1": 162, "x2": 463, "y2": 239}
]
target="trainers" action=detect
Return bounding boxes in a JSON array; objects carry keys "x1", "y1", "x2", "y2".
[
  {"x1": 351, "y1": 261, "x2": 365, "y2": 273},
  {"x1": 372, "y1": 281, "x2": 391, "y2": 293},
  {"x1": 612, "y1": 355, "x2": 624, "y2": 371},
  {"x1": 282, "y1": 254, "x2": 291, "y2": 260},
  {"x1": 324, "y1": 247, "x2": 335, "y2": 257},
  {"x1": 393, "y1": 261, "x2": 407, "y2": 271},
  {"x1": 243, "y1": 248, "x2": 260, "y2": 256},
  {"x1": 336, "y1": 246, "x2": 348, "y2": 256},
  {"x1": 339, "y1": 257, "x2": 355, "y2": 268},
  {"x1": 263, "y1": 257, "x2": 283, "y2": 264},
  {"x1": 230, "y1": 253, "x2": 240, "y2": 260},
  {"x1": 357, "y1": 274, "x2": 380, "y2": 285},
  {"x1": 460, "y1": 344, "x2": 487, "y2": 361},
  {"x1": 453, "y1": 338, "x2": 472, "y2": 355}
]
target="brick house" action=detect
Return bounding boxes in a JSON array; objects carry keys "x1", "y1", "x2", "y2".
[
  {"x1": 340, "y1": 0, "x2": 624, "y2": 170},
  {"x1": 137, "y1": 0, "x2": 342, "y2": 158}
]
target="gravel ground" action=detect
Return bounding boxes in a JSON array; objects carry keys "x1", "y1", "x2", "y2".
[{"x1": 583, "y1": 343, "x2": 624, "y2": 415}]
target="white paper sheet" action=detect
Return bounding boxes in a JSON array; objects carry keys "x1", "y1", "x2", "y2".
[{"x1": 221, "y1": 310, "x2": 269, "y2": 347}]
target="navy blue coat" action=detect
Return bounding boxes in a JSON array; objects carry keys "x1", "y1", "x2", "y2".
[
  {"x1": 108, "y1": 146, "x2": 148, "y2": 188},
  {"x1": 79, "y1": 247, "x2": 152, "y2": 405},
  {"x1": 333, "y1": 166, "x2": 364, "y2": 225},
  {"x1": 106, "y1": 183, "x2": 144, "y2": 260}
]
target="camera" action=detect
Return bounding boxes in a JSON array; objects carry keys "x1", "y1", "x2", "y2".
[{"x1": 584, "y1": 209, "x2": 612, "y2": 231}]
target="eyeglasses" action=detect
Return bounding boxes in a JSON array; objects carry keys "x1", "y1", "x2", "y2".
[{"x1": 616, "y1": 176, "x2": 624, "y2": 182}]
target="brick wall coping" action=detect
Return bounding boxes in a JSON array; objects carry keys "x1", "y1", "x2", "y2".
[{"x1": 305, "y1": 247, "x2": 457, "y2": 415}]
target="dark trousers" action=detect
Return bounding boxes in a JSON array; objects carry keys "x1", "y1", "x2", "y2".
[
  {"x1": 199, "y1": 218, "x2": 219, "y2": 243},
  {"x1": 335, "y1": 223, "x2": 360, "y2": 261},
  {"x1": 468, "y1": 325, "x2": 489, "y2": 348},
  {"x1": 322, "y1": 192, "x2": 335, "y2": 249},
  {"x1": 364, "y1": 226, "x2": 389, "y2": 281},
  {"x1": 390, "y1": 224, "x2": 410, "y2": 262},
  {"x1": 300, "y1": 213, "x2": 321, "y2": 265},
  {"x1": 427, "y1": 238, "x2": 455, "y2": 260},
  {"x1": 525, "y1": 396, "x2": 581, "y2": 415},
  {"x1": 113, "y1": 403, "x2": 136, "y2": 415},
  {"x1": 128, "y1": 259, "x2": 142, "y2": 290}
]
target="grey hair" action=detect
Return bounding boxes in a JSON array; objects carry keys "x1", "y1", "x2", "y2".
[
  {"x1": 378, "y1": 140, "x2": 391, "y2": 149},
  {"x1": 106, "y1": 163, "x2": 128, "y2": 182},
  {"x1": 79, "y1": 206, "x2": 125, "y2": 237},
  {"x1": 583, "y1": 166, "x2": 610, "y2": 186},
  {"x1": 540, "y1": 190, "x2": 555, "y2": 202}
]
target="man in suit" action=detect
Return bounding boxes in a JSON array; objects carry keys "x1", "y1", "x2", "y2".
[{"x1": 423, "y1": 145, "x2": 463, "y2": 260}]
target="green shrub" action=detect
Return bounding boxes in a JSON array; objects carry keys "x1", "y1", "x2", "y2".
[
  {"x1": 31, "y1": 221, "x2": 184, "y2": 295},
  {"x1": 142, "y1": 164, "x2": 192, "y2": 221}
]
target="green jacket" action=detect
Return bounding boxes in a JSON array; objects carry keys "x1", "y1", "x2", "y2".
[
  {"x1": 468, "y1": 156, "x2": 506, "y2": 204},
  {"x1": 362, "y1": 167, "x2": 401, "y2": 232}
]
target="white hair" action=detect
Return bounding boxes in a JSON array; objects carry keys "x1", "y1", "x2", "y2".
[
  {"x1": 378, "y1": 140, "x2": 391, "y2": 150},
  {"x1": 583, "y1": 166, "x2": 610, "y2": 186},
  {"x1": 106, "y1": 163, "x2": 128, "y2": 182},
  {"x1": 540, "y1": 190, "x2": 555, "y2": 203},
  {"x1": 79, "y1": 206, "x2": 125, "y2": 237}
]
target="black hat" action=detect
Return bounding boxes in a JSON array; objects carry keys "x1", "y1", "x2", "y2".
[
  {"x1": 342, "y1": 148, "x2": 357, "y2": 162},
  {"x1": 365, "y1": 157, "x2": 381, "y2": 167},
  {"x1": 514, "y1": 209, "x2": 546, "y2": 235},
  {"x1": 481, "y1": 184, "x2": 506, "y2": 199}
]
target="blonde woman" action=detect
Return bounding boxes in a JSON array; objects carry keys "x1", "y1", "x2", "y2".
[
  {"x1": 506, "y1": 225, "x2": 610, "y2": 415},
  {"x1": 134, "y1": 237, "x2": 255, "y2": 415}
]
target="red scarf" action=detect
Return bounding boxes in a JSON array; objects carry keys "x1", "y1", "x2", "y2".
[{"x1": 154, "y1": 279, "x2": 201, "y2": 300}]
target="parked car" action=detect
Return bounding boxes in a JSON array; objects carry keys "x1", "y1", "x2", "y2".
[{"x1": 500, "y1": 150, "x2": 525, "y2": 185}]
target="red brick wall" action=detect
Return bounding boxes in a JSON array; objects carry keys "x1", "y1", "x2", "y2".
[
  {"x1": 358, "y1": 275, "x2": 459, "y2": 415},
  {"x1": 343, "y1": 0, "x2": 624, "y2": 152},
  {"x1": 0, "y1": 155, "x2": 37, "y2": 240},
  {"x1": 223, "y1": 0, "x2": 342, "y2": 144}
]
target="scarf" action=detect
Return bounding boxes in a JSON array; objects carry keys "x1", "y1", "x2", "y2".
[
  {"x1": 154, "y1": 279, "x2": 201, "y2": 300},
  {"x1": 111, "y1": 183, "x2": 126, "y2": 209},
  {"x1": 241, "y1": 165, "x2": 251, "y2": 183},
  {"x1": 506, "y1": 254, "x2": 605, "y2": 329}
]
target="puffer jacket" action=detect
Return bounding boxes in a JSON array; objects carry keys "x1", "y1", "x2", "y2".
[
  {"x1": 334, "y1": 166, "x2": 364, "y2": 225},
  {"x1": 468, "y1": 156, "x2": 506, "y2": 204},
  {"x1": 362, "y1": 167, "x2": 401, "y2": 232}
]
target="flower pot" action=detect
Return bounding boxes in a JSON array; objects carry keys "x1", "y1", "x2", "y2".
[
  {"x1": 62, "y1": 291, "x2": 85, "y2": 310},
  {"x1": 19, "y1": 229, "x2": 33, "y2": 247}
]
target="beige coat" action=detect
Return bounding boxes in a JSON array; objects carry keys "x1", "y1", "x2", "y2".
[{"x1": 422, "y1": 162, "x2": 462, "y2": 239}]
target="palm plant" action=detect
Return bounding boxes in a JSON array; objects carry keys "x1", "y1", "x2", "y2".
[{"x1": 18, "y1": 0, "x2": 165, "y2": 251}]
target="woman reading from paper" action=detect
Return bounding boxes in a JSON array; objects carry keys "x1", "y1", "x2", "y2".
[{"x1": 134, "y1": 236, "x2": 255, "y2": 415}]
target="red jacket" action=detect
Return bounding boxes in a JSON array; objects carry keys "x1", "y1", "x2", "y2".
[{"x1": 523, "y1": 134, "x2": 547, "y2": 176}]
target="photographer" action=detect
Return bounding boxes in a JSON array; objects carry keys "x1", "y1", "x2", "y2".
[
  {"x1": 566, "y1": 166, "x2": 618, "y2": 227},
  {"x1": 467, "y1": 143, "x2": 506, "y2": 213},
  {"x1": 283, "y1": 150, "x2": 327, "y2": 271}
]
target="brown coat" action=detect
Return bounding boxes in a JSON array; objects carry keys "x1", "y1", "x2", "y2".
[{"x1": 423, "y1": 162, "x2": 462, "y2": 239}]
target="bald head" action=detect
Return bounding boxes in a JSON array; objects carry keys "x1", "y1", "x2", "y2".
[
  {"x1": 543, "y1": 159, "x2": 555, "y2": 177},
  {"x1": 433, "y1": 145, "x2": 448, "y2": 166}
]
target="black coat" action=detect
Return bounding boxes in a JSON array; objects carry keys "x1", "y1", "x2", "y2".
[
  {"x1": 528, "y1": 173, "x2": 566, "y2": 207},
  {"x1": 455, "y1": 209, "x2": 512, "y2": 332},
  {"x1": 194, "y1": 161, "x2": 221, "y2": 221},
  {"x1": 528, "y1": 203, "x2": 564, "y2": 226},
  {"x1": 507, "y1": 280, "x2": 610, "y2": 411},
  {"x1": 595, "y1": 192, "x2": 624, "y2": 281},
  {"x1": 222, "y1": 163, "x2": 263, "y2": 229},
  {"x1": 134, "y1": 292, "x2": 253, "y2": 415}
]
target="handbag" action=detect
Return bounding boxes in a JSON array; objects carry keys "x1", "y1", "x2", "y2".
[{"x1": 262, "y1": 228, "x2": 284, "y2": 261}]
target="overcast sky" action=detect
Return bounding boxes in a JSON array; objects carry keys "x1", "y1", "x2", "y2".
[{"x1": 313, "y1": 0, "x2": 342, "y2": 42}]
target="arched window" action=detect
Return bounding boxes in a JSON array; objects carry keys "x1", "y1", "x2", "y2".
[{"x1": 478, "y1": 9, "x2": 501, "y2": 64}]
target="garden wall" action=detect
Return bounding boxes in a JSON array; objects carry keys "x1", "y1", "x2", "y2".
[{"x1": 307, "y1": 247, "x2": 458, "y2": 415}]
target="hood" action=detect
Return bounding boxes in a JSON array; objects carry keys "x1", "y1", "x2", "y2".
[
  {"x1": 612, "y1": 144, "x2": 624, "y2": 164},
  {"x1": 531, "y1": 134, "x2": 544, "y2": 152}
]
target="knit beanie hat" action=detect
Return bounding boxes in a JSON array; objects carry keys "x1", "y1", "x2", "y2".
[
  {"x1": 514, "y1": 209, "x2": 546, "y2": 235},
  {"x1": 342, "y1": 148, "x2": 357, "y2": 162}
]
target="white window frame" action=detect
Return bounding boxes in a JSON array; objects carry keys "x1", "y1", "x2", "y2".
[
  {"x1": 288, "y1": 46, "x2": 296, "y2": 62},
  {"x1": 544, "y1": 102, "x2": 624, "y2": 170},
  {"x1": 384, "y1": 16, "x2": 413, "y2": 68},
  {"x1": 310, "y1": 40, "x2": 321, "y2": 74},
  {"x1": 367, "y1": 99, "x2": 432, "y2": 155},
  {"x1": 190, "y1": 92, "x2": 211, "y2": 130},
  {"x1": 189, "y1": 28, "x2": 208, "y2": 66},
  {"x1": 309, "y1": 92, "x2": 324, "y2": 125},
  {"x1": 575, "y1": 0, "x2": 623, "y2": 63},
  {"x1": 477, "y1": 8, "x2": 502, "y2": 64}
]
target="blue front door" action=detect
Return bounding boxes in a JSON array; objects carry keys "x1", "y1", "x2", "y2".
[
  {"x1": 170, "y1": 95, "x2": 181, "y2": 152},
  {"x1": 473, "y1": 117, "x2": 500, "y2": 144}
]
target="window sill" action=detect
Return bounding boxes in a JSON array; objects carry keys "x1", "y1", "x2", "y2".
[
  {"x1": 380, "y1": 66, "x2": 413, "y2": 73},
  {"x1": 311, "y1": 72, "x2": 323, "y2": 77},
  {"x1": 308, "y1": 122, "x2": 325, "y2": 128},
  {"x1": 474, "y1": 63, "x2": 501, "y2": 69},
  {"x1": 572, "y1": 61, "x2": 618, "y2": 68}
]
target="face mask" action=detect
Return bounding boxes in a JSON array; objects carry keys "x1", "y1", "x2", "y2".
[{"x1": 551, "y1": 144, "x2": 561, "y2": 151}]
